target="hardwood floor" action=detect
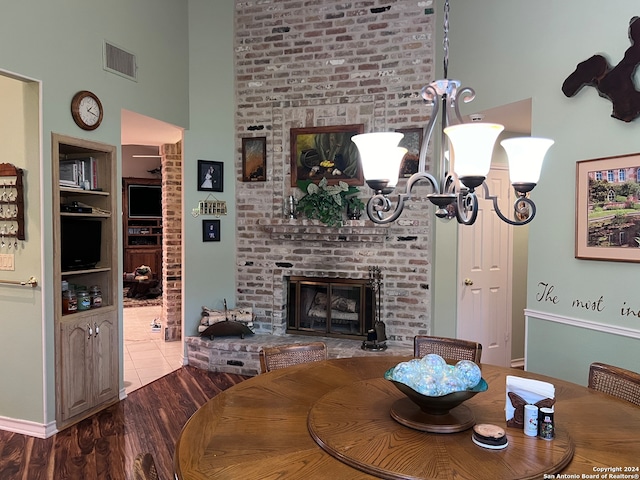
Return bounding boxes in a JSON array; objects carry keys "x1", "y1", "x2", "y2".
[{"x1": 0, "y1": 366, "x2": 248, "y2": 480}]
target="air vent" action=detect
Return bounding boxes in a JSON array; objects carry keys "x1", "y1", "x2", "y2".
[{"x1": 103, "y1": 41, "x2": 137, "y2": 81}]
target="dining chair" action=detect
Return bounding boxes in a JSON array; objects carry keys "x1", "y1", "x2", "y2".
[
  {"x1": 133, "y1": 452, "x2": 160, "y2": 480},
  {"x1": 413, "y1": 335, "x2": 482, "y2": 363},
  {"x1": 259, "y1": 342, "x2": 328, "y2": 373},
  {"x1": 588, "y1": 362, "x2": 640, "y2": 406}
]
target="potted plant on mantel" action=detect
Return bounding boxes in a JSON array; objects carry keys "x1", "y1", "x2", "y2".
[{"x1": 296, "y1": 177, "x2": 365, "y2": 227}]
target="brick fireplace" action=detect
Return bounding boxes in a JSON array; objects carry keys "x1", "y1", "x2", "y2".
[{"x1": 230, "y1": 1, "x2": 436, "y2": 353}]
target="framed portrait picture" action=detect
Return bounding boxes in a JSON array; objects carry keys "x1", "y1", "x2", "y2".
[
  {"x1": 202, "y1": 219, "x2": 221, "y2": 242},
  {"x1": 241, "y1": 137, "x2": 267, "y2": 182},
  {"x1": 396, "y1": 127, "x2": 423, "y2": 178},
  {"x1": 290, "y1": 124, "x2": 364, "y2": 187},
  {"x1": 198, "y1": 160, "x2": 223, "y2": 192},
  {"x1": 575, "y1": 153, "x2": 640, "y2": 262}
]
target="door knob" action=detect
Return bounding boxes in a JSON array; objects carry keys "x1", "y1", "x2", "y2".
[{"x1": 464, "y1": 278, "x2": 474, "y2": 286}]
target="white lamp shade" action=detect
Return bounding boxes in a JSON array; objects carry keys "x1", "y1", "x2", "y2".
[
  {"x1": 352, "y1": 132, "x2": 407, "y2": 186},
  {"x1": 443, "y1": 123, "x2": 504, "y2": 179},
  {"x1": 500, "y1": 137, "x2": 554, "y2": 184}
]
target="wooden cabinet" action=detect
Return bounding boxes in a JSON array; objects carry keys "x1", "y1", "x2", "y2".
[
  {"x1": 123, "y1": 177, "x2": 162, "y2": 279},
  {"x1": 52, "y1": 133, "x2": 119, "y2": 430},
  {"x1": 59, "y1": 312, "x2": 118, "y2": 422}
]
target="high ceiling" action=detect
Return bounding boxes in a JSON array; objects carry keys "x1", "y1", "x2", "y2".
[{"x1": 121, "y1": 109, "x2": 183, "y2": 147}]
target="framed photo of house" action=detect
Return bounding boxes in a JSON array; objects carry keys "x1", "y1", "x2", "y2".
[
  {"x1": 241, "y1": 137, "x2": 267, "y2": 182},
  {"x1": 575, "y1": 153, "x2": 640, "y2": 262},
  {"x1": 198, "y1": 160, "x2": 223, "y2": 192},
  {"x1": 290, "y1": 124, "x2": 364, "y2": 187},
  {"x1": 202, "y1": 219, "x2": 221, "y2": 242},
  {"x1": 395, "y1": 127, "x2": 423, "y2": 178}
]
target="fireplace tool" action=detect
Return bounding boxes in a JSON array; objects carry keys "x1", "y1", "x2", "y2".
[{"x1": 362, "y1": 266, "x2": 387, "y2": 351}]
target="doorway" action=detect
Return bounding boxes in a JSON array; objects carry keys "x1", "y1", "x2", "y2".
[
  {"x1": 121, "y1": 109, "x2": 183, "y2": 393},
  {"x1": 455, "y1": 99, "x2": 532, "y2": 367}
]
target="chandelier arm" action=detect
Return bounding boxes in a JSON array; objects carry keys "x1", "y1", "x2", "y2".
[
  {"x1": 455, "y1": 190, "x2": 479, "y2": 225},
  {"x1": 481, "y1": 182, "x2": 537, "y2": 226},
  {"x1": 452, "y1": 86, "x2": 476, "y2": 124},
  {"x1": 365, "y1": 172, "x2": 442, "y2": 225},
  {"x1": 418, "y1": 84, "x2": 441, "y2": 173}
]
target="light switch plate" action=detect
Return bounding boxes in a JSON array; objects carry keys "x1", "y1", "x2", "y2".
[{"x1": 0, "y1": 254, "x2": 15, "y2": 271}]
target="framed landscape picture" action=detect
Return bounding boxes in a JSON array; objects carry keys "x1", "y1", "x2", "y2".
[
  {"x1": 241, "y1": 137, "x2": 267, "y2": 182},
  {"x1": 575, "y1": 153, "x2": 640, "y2": 262},
  {"x1": 198, "y1": 160, "x2": 223, "y2": 192},
  {"x1": 290, "y1": 124, "x2": 364, "y2": 187}
]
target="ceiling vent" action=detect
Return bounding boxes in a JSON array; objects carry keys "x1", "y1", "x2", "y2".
[{"x1": 103, "y1": 41, "x2": 137, "y2": 81}]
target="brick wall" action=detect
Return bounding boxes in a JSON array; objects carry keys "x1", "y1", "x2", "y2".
[{"x1": 234, "y1": 0, "x2": 437, "y2": 346}]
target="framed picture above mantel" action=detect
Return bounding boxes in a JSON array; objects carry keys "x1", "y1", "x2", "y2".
[
  {"x1": 575, "y1": 152, "x2": 640, "y2": 262},
  {"x1": 290, "y1": 124, "x2": 364, "y2": 187}
]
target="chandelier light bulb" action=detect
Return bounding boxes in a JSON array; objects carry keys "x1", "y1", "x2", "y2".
[
  {"x1": 444, "y1": 123, "x2": 504, "y2": 182},
  {"x1": 352, "y1": 132, "x2": 407, "y2": 189}
]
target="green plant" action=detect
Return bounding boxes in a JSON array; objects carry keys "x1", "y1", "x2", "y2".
[{"x1": 296, "y1": 177, "x2": 364, "y2": 227}]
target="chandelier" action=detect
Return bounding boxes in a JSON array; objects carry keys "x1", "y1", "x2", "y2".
[{"x1": 352, "y1": 0, "x2": 553, "y2": 226}]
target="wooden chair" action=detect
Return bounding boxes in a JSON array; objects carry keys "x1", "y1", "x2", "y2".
[
  {"x1": 259, "y1": 342, "x2": 328, "y2": 373},
  {"x1": 133, "y1": 452, "x2": 160, "y2": 480},
  {"x1": 588, "y1": 362, "x2": 640, "y2": 406},
  {"x1": 413, "y1": 335, "x2": 482, "y2": 364}
]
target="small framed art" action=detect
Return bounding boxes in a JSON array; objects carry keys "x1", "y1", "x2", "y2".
[
  {"x1": 202, "y1": 219, "x2": 221, "y2": 242},
  {"x1": 198, "y1": 160, "x2": 223, "y2": 192},
  {"x1": 242, "y1": 137, "x2": 267, "y2": 182}
]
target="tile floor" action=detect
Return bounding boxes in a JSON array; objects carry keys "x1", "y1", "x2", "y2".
[{"x1": 123, "y1": 305, "x2": 184, "y2": 394}]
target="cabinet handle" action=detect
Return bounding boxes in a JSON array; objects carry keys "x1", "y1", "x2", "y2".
[
  {"x1": 95, "y1": 322, "x2": 99, "y2": 337},
  {"x1": 87, "y1": 324, "x2": 93, "y2": 338}
]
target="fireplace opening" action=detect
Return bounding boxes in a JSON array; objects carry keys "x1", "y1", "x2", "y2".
[{"x1": 287, "y1": 276, "x2": 374, "y2": 339}]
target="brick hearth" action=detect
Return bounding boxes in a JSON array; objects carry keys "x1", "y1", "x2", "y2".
[{"x1": 186, "y1": 334, "x2": 413, "y2": 376}]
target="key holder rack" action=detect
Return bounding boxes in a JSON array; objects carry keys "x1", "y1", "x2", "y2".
[{"x1": 0, "y1": 163, "x2": 25, "y2": 248}]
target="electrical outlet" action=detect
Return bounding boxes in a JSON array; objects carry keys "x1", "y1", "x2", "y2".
[{"x1": 0, "y1": 254, "x2": 15, "y2": 271}]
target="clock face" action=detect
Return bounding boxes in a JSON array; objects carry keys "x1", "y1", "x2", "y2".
[{"x1": 71, "y1": 91, "x2": 103, "y2": 130}]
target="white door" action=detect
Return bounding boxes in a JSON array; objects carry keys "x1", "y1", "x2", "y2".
[{"x1": 457, "y1": 167, "x2": 513, "y2": 367}]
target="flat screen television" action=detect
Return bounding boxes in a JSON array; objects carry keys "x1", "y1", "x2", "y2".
[
  {"x1": 61, "y1": 217, "x2": 102, "y2": 271},
  {"x1": 128, "y1": 184, "x2": 162, "y2": 218}
]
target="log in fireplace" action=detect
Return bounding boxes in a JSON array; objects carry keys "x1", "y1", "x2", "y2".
[{"x1": 287, "y1": 276, "x2": 375, "y2": 339}]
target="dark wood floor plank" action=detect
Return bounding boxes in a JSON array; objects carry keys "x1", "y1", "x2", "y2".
[{"x1": 0, "y1": 366, "x2": 248, "y2": 480}]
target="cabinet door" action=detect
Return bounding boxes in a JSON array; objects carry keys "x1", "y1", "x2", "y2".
[
  {"x1": 59, "y1": 319, "x2": 93, "y2": 422},
  {"x1": 91, "y1": 311, "x2": 119, "y2": 406}
]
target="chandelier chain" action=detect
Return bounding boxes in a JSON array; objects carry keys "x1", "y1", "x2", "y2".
[{"x1": 443, "y1": 0, "x2": 450, "y2": 78}]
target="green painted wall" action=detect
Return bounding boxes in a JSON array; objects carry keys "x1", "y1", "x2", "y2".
[
  {"x1": 444, "y1": 0, "x2": 640, "y2": 383},
  {"x1": 0, "y1": 0, "x2": 236, "y2": 432}
]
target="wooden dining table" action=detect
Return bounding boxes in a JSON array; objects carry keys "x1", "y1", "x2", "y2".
[{"x1": 174, "y1": 355, "x2": 640, "y2": 479}]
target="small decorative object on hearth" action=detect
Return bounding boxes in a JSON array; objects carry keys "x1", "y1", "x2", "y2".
[
  {"x1": 198, "y1": 299, "x2": 255, "y2": 339},
  {"x1": 362, "y1": 266, "x2": 387, "y2": 351},
  {"x1": 296, "y1": 178, "x2": 364, "y2": 227}
]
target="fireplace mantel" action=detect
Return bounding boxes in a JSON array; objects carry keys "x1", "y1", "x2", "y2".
[{"x1": 258, "y1": 219, "x2": 389, "y2": 243}]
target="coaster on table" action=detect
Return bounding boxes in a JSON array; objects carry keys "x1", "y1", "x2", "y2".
[{"x1": 472, "y1": 423, "x2": 509, "y2": 450}]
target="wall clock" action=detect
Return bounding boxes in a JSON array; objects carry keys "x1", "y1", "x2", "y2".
[{"x1": 70, "y1": 90, "x2": 103, "y2": 130}]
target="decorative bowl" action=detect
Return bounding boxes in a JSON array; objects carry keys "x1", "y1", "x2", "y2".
[{"x1": 384, "y1": 367, "x2": 488, "y2": 415}]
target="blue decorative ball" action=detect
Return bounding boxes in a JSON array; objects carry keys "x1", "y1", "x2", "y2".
[{"x1": 454, "y1": 360, "x2": 482, "y2": 388}]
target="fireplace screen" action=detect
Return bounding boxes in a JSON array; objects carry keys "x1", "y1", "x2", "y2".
[{"x1": 287, "y1": 276, "x2": 374, "y2": 338}]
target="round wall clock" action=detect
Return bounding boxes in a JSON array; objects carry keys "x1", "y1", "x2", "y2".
[{"x1": 70, "y1": 90, "x2": 103, "y2": 130}]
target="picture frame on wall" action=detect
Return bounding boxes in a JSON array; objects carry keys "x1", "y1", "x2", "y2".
[
  {"x1": 198, "y1": 160, "x2": 223, "y2": 192},
  {"x1": 202, "y1": 219, "x2": 221, "y2": 242},
  {"x1": 290, "y1": 124, "x2": 364, "y2": 187},
  {"x1": 395, "y1": 127, "x2": 423, "y2": 178},
  {"x1": 575, "y1": 153, "x2": 640, "y2": 262},
  {"x1": 241, "y1": 137, "x2": 267, "y2": 182}
]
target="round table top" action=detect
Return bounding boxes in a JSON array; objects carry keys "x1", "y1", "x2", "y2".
[{"x1": 174, "y1": 356, "x2": 640, "y2": 480}]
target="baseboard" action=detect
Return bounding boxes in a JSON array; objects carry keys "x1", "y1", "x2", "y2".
[{"x1": 0, "y1": 415, "x2": 57, "y2": 439}]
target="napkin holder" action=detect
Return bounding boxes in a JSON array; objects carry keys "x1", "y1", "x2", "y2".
[{"x1": 506, "y1": 392, "x2": 556, "y2": 428}]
